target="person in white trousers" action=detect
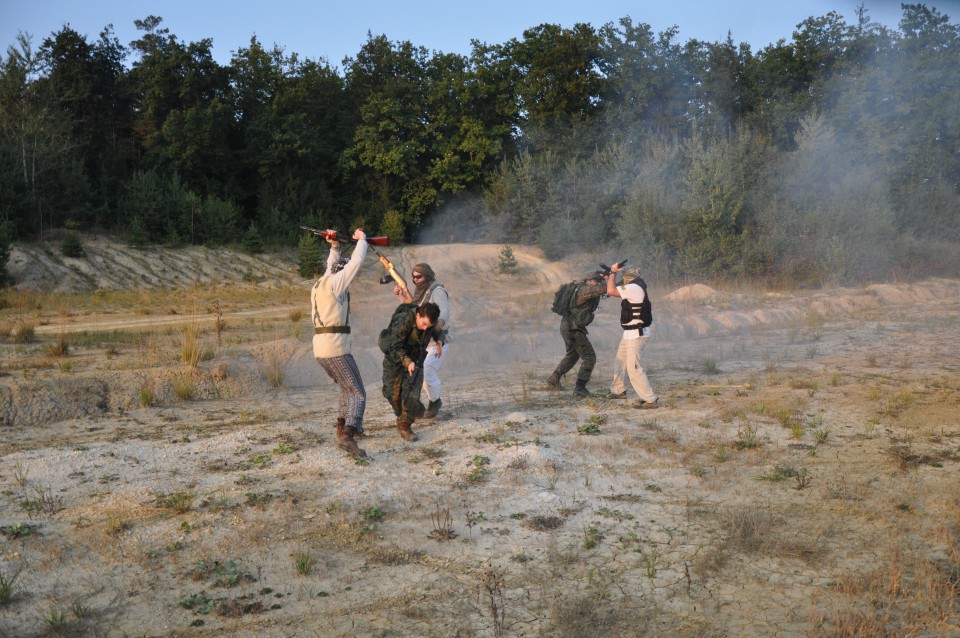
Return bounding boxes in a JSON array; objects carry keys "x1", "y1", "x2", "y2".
[{"x1": 605, "y1": 263, "x2": 659, "y2": 409}]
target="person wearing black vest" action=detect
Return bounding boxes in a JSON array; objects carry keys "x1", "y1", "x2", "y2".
[{"x1": 605, "y1": 263, "x2": 659, "y2": 409}]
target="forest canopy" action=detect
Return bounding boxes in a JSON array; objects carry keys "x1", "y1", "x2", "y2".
[{"x1": 1, "y1": 4, "x2": 958, "y2": 285}]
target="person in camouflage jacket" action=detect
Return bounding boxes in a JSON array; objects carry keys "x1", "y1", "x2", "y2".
[
  {"x1": 547, "y1": 272, "x2": 608, "y2": 397},
  {"x1": 381, "y1": 302, "x2": 441, "y2": 441}
]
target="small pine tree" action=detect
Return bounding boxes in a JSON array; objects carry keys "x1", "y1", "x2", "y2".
[
  {"x1": 164, "y1": 220, "x2": 184, "y2": 248},
  {"x1": 297, "y1": 234, "x2": 324, "y2": 278},
  {"x1": 126, "y1": 217, "x2": 150, "y2": 247},
  {"x1": 241, "y1": 222, "x2": 263, "y2": 254},
  {"x1": 60, "y1": 232, "x2": 84, "y2": 258},
  {"x1": 498, "y1": 245, "x2": 518, "y2": 273}
]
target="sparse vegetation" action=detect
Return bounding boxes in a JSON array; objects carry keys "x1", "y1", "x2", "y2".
[
  {"x1": 180, "y1": 323, "x2": 201, "y2": 367},
  {"x1": 735, "y1": 418, "x2": 760, "y2": 449},
  {"x1": 212, "y1": 299, "x2": 226, "y2": 346},
  {"x1": 429, "y1": 503, "x2": 457, "y2": 541},
  {"x1": 1, "y1": 230, "x2": 958, "y2": 636},
  {"x1": 10, "y1": 322, "x2": 35, "y2": 343},
  {"x1": 702, "y1": 358, "x2": 720, "y2": 374},
  {"x1": 157, "y1": 490, "x2": 197, "y2": 514},
  {"x1": 293, "y1": 550, "x2": 314, "y2": 576},
  {"x1": 139, "y1": 380, "x2": 155, "y2": 407},
  {"x1": 12, "y1": 461, "x2": 27, "y2": 487},
  {"x1": 0, "y1": 565, "x2": 21, "y2": 605},
  {"x1": 262, "y1": 343, "x2": 290, "y2": 388},
  {"x1": 582, "y1": 524, "x2": 602, "y2": 549},
  {"x1": 172, "y1": 373, "x2": 196, "y2": 401}
]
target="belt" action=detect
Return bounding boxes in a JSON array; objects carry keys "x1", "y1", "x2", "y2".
[{"x1": 315, "y1": 326, "x2": 351, "y2": 334}]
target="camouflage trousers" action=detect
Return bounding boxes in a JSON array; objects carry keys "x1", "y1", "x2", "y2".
[
  {"x1": 554, "y1": 318, "x2": 596, "y2": 383},
  {"x1": 382, "y1": 362, "x2": 425, "y2": 424}
]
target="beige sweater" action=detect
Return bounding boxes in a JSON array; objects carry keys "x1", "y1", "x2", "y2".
[{"x1": 310, "y1": 239, "x2": 367, "y2": 358}]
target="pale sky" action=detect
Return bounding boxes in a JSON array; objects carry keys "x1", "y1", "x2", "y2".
[{"x1": 2, "y1": 1, "x2": 947, "y2": 71}]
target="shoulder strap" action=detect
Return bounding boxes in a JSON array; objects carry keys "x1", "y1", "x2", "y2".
[{"x1": 419, "y1": 282, "x2": 445, "y2": 305}]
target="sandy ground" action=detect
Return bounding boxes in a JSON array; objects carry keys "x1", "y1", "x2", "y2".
[{"x1": 0, "y1": 237, "x2": 958, "y2": 637}]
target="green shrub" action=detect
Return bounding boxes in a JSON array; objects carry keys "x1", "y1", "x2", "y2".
[
  {"x1": 60, "y1": 233, "x2": 84, "y2": 258},
  {"x1": 497, "y1": 245, "x2": 518, "y2": 273},
  {"x1": 241, "y1": 222, "x2": 263, "y2": 254},
  {"x1": 297, "y1": 234, "x2": 323, "y2": 278}
]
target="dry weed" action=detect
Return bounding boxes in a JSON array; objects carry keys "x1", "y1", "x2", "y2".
[
  {"x1": 260, "y1": 341, "x2": 294, "y2": 388},
  {"x1": 180, "y1": 322, "x2": 201, "y2": 367},
  {"x1": 717, "y1": 505, "x2": 823, "y2": 563},
  {"x1": 823, "y1": 543, "x2": 959, "y2": 636}
]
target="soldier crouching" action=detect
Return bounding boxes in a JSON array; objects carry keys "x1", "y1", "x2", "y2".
[{"x1": 381, "y1": 302, "x2": 441, "y2": 441}]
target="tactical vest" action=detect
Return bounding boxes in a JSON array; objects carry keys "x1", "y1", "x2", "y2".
[{"x1": 620, "y1": 278, "x2": 652, "y2": 331}]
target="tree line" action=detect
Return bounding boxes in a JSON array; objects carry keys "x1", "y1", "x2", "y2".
[{"x1": 1, "y1": 4, "x2": 958, "y2": 285}]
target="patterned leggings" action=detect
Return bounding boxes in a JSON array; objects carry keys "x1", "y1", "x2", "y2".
[{"x1": 316, "y1": 354, "x2": 366, "y2": 434}]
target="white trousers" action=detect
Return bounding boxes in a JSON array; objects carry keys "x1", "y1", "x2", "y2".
[
  {"x1": 422, "y1": 342, "x2": 446, "y2": 403},
  {"x1": 610, "y1": 338, "x2": 657, "y2": 403}
]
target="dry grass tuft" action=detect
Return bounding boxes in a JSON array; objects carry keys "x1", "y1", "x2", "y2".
[
  {"x1": 179, "y1": 322, "x2": 202, "y2": 367},
  {"x1": 260, "y1": 341, "x2": 295, "y2": 388},
  {"x1": 819, "y1": 543, "x2": 960, "y2": 637},
  {"x1": 524, "y1": 515, "x2": 564, "y2": 532},
  {"x1": 9, "y1": 322, "x2": 35, "y2": 343},
  {"x1": 717, "y1": 505, "x2": 824, "y2": 563}
]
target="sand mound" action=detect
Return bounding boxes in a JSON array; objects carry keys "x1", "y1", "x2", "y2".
[{"x1": 663, "y1": 283, "x2": 720, "y2": 303}]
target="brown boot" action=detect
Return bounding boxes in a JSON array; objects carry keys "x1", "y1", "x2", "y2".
[
  {"x1": 547, "y1": 371, "x2": 563, "y2": 390},
  {"x1": 397, "y1": 419, "x2": 419, "y2": 442},
  {"x1": 337, "y1": 426, "x2": 367, "y2": 458},
  {"x1": 336, "y1": 417, "x2": 345, "y2": 437}
]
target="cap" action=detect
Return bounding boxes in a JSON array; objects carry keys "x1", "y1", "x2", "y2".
[
  {"x1": 622, "y1": 267, "x2": 642, "y2": 283},
  {"x1": 622, "y1": 267, "x2": 642, "y2": 284}
]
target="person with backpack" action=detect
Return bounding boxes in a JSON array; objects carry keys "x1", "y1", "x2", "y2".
[
  {"x1": 605, "y1": 263, "x2": 659, "y2": 409},
  {"x1": 380, "y1": 301, "x2": 442, "y2": 442},
  {"x1": 546, "y1": 271, "x2": 609, "y2": 397},
  {"x1": 393, "y1": 263, "x2": 450, "y2": 419},
  {"x1": 310, "y1": 228, "x2": 369, "y2": 458}
]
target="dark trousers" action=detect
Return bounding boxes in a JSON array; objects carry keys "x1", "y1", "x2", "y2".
[
  {"x1": 382, "y1": 362, "x2": 425, "y2": 424},
  {"x1": 554, "y1": 317, "x2": 596, "y2": 383}
]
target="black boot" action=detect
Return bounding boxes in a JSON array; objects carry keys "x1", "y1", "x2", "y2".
[
  {"x1": 547, "y1": 371, "x2": 563, "y2": 390},
  {"x1": 424, "y1": 399, "x2": 442, "y2": 418},
  {"x1": 574, "y1": 379, "x2": 591, "y2": 397}
]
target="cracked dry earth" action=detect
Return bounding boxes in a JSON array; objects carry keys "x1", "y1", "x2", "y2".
[{"x1": 0, "y1": 240, "x2": 958, "y2": 637}]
